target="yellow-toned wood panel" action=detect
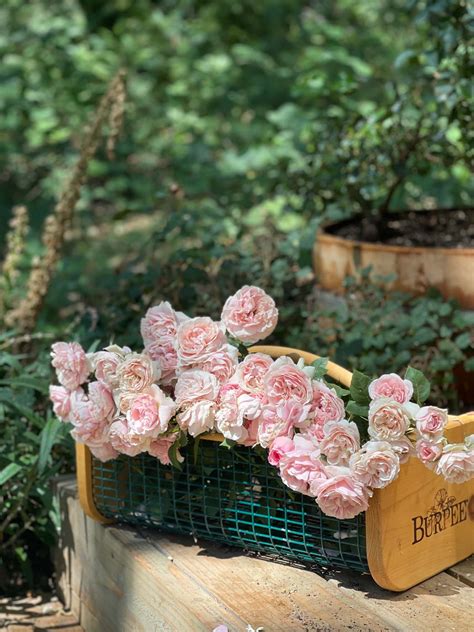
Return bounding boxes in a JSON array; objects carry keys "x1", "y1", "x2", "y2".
[
  {"x1": 367, "y1": 413, "x2": 474, "y2": 591},
  {"x1": 75, "y1": 442, "x2": 112, "y2": 523}
]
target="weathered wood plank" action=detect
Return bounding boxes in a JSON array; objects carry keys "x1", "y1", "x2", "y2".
[
  {"x1": 446, "y1": 557, "x2": 474, "y2": 587},
  {"x1": 55, "y1": 477, "x2": 473, "y2": 632}
]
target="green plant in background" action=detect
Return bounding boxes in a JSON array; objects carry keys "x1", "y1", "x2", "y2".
[
  {"x1": 288, "y1": 270, "x2": 474, "y2": 411},
  {"x1": 0, "y1": 335, "x2": 72, "y2": 592}
]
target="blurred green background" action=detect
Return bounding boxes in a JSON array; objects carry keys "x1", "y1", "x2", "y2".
[{"x1": 0, "y1": 0, "x2": 473, "y2": 592}]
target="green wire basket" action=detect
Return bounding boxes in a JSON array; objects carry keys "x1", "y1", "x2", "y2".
[{"x1": 90, "y1": 440, "x2": 368, "y2": 573}]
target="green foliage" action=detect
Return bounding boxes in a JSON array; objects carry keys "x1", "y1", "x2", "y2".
[
  {"x1": 0, "y1": 335, "x2": 71, "y2": 593},
  {"x1": 291, "y1": 271, "x2": 474, "y2": 410}
]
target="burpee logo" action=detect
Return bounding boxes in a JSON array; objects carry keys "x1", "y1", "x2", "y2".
[{"x1": 412, "y1": 489, "x2": 471, "y2": 545}]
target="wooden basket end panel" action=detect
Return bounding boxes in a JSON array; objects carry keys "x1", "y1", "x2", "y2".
[
  {"x1": 75, "y1": 442, "x2": 113, "y2": 524},
  {"x1": 366, "y1": 416, "x2": 474, "y2": 592}
]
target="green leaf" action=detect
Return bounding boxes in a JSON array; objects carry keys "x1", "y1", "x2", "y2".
[
  {"x1": 349, "y1": 370, "x2": 371, "y2": 405},
  {"x1": 168, "y1": 440, "x2": 183, "y2": 471},
  {"x1": 0, "y1": 462, "x2": 22, "y2": 485},
  {"x1": 220, "y1": 438, "x2": 236, "y2": 450},
  {"x1": 405, "y1": 366, "x2": 430, "y2": 405},
  {"x1": 38, "y1": 417, "x2": 62, "y2": 475},
  {"x1": 331, "y1": 384, "x2": 351, "y2": 398},
  {"x1": 312, "y1": 357, "x2": 329, "y2": 380},
  {"x1": 346, "y1": 401, "x2": 369, "y2": 418}
]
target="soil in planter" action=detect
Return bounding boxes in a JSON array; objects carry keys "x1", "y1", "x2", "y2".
[{"x1": 331, "y1": 209, "x2": 474, "y2": 248}]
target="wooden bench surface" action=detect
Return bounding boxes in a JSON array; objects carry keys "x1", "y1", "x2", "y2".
[{"x1": 54, "y1": 477, "x2": 473, "y2": 632}]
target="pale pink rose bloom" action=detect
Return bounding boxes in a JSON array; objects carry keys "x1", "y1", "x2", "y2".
[
  {"x1": 195, "y1": 345, "x2": 239, "y2": 384},
  {"x1": 221, "y1": 285, "x2": 278, "y2": 344},
  {"x1": 389, "y1": 436, "x2": 415, "y2": 464},
  {"x1": 49, "y1": 385, "x2": 73, "y2": 421},
  {"x1": 140, "y1": 303, "x2": 188, "y2": 384},
  {"x1": 177, "y1": 317, "x2": 227, "y2": 367},
  {"x1": 177, "y1": 400, "x2": 216, "y2": 437},
  {"x1": 257, "y1": 405, "x2": 294, "y2": 448},
  {"x1": 320, "y1": 420, "x2": 360, "y2": 466},
  {"x1": 51, "y1": 341, "x2": 90, "y2": 390},
  {"x1": 126, "y1": 385, "x2": 175, "y2": 438},
  {"x1": 175, "y1": 369, "x2": 219, "y2": 407},
  {"x1": 233, "y1": 352, "x2": 273, "y2": 393},
  {"x1": 88, "y1": 381, "x2": 116, "y2": 419},
  {"x1": 150, "y1": 341, "x2": 179, "y2": 385},
  {"x1": 69, "y1": 389, "x2": 111, "y2": 448},
  {"x1": 436, "y1": 447, "x2": 474, "y2": 484},
  {"x1": 88, "y1": 346, "x2": 129, "y2": 389},
  {"x1": 350, "y1": 441, "x2": 400, "y2": 488},
  {"x1": 109, "y1": 418, "x2": 149, "y2": 457},
  {"x1": 240, "y1": 418, "x2": 260, "y2": 447},
  {"x1": 276, "y1": 399, "x2": 311, "y2": 429},
  {"x1": 315, "y1": 467, "x2": 372, "y2": 519},
  {"x1": 368, "y1": 373, "x2": 413, "y2": 404},
  {"x1": 368, "y1": 398, "x2": 411, "y2": 441},
  {"x1": 311, "y1": 380, "x2": 345, "y2": 436},
  {"x1": 140, "y1": 301, "x2": 181, "y2": 346},
  {"x1": 415, "y1": 406, "x2": 448, "y2": 440},
  {"x1": 148, "y1": 434, "x2": 183, "y2": 465},
  {"x1": 264, "y1": 357, "x2": 312, "y2": 406},
  {"x1": 89, "y1": 442, "x2": 119, "y2": 462},
  {"x1": 268, "y1": 436, "x2": 294, "y2": 466},
  {"x1": 215, "y1": 386, "x2": 262, "y2": 442},
  {"x1": 278, "y1": 435, "x2": 325, "y2": 496},
  {"x1": 117, "y1": 352, "x2": 160, "y2": 392},
  {"x1": 415, "y1": 439, "x2": 444, "y2": 470}
]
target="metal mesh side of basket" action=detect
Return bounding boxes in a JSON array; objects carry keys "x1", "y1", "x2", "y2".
[{"x1": 91, "y1": 441, "x2": 368, "y2": 572}]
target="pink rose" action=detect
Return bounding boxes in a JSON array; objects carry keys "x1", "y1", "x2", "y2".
[
  {"x1": 69, "y1": 387, "x2": 112, "y2": 447},
  {"x1": 306, "y1": 382, "x2": 345, "y2": 440},
  {"x1": 268, "y1": 436, "x2": 294, "y2": 466},
  {"x1": 368, "y1": 398, "x2": 411, "y2": 441},
  {"x1": 240, "y1": 418, "x2": 260, "y2": 447},
  {"x1": 126, "y1": 385, "x2": 175, "y2": 437},
  {"x1": 221, "y1": 285, "x2": 278, "y2": 344},
  {"x1": 109, "y1": 418, "x2": 149, "y2": 457},
  {"x1": 350, "y1": 441, "x2": 400, "y2": 488},
  {"x1": 194, "y1": 346, "x2": 239, "y2": 384},
  {"x1": 89, "y1": 442, "x2": 119, "y2": 462},
  {"x1": 151, "y1": 341, "x2": 179, "y2": 385},
  {"x1": 233, "y1": 352, "x2": 273, "y2": 393},
  {"x1": 177, "y1": 400, "x2": 216, "y2": 437},
  {"x1": 140, "y1": 303, "x2": 188, "y2": 384},
  {"x1": 177, "y1": 317, "x2": 227, "y2": 367},
  {"x1": 415, "y1": 406, "x2": 448, "y2": 440},
  {"x1": 315, "y1": 468, "x2": 372, "y2": 519},
  {"x1": 436, "y1": 447, "x2": 474, "y2": 484},
  {"x1": 148, "y1": 434, "x2": 183, "y2": 465},
  {"x1": 140, "y1": 302, "x2": 185, "y2": 347},
  {"x1": 263, "y1": 357, "x2": 312, "y2": 406},
  {"x1": 257, "y1": 405, "x2": 294, "y2": 448},
  {"x1": 368, "y1": 373, "x2": 413, "y2": 404},
  {"x1": 389, "y1": 436, "x2": 415, "y2": 464},
  {"x1": 215, "y1": 385, "x2": 261, "y2": 442},
  {"x1": 175, "y1": 369, "x2": 219, "y2": 407},
  {"x1": 415, "y1": 439, "x2": 443, "y2": 469},
  {"x1": 320, "y1": 420, "x2": 360, "y2": 466},
  {"x1": 117, "y1": 352, "x2": 160, "y2": 392},
  {"x1": 89, "y1": 345, "x2": 130, "y2": 388},
  {"x1": 51, "y1": 341, "x2": 90, "y2": 390},
  {"x1": 278, "y1": 435, "x2": 326, "y2": 495},
  {"x1": 276, "y1": 399, "x2": 311, "y2": 429},
  {"x1": 49, "y1": 385, "x2": 73, "y2": 421}
]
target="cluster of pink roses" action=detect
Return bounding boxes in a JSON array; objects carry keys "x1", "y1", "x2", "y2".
[{"x1": 49, "y1": 286, "x2": 474, "y2": 520}]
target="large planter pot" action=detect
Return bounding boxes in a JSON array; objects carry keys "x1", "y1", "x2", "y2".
[{"x1": 314, "y1": 221, "x2": 474, "y2": 309}]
